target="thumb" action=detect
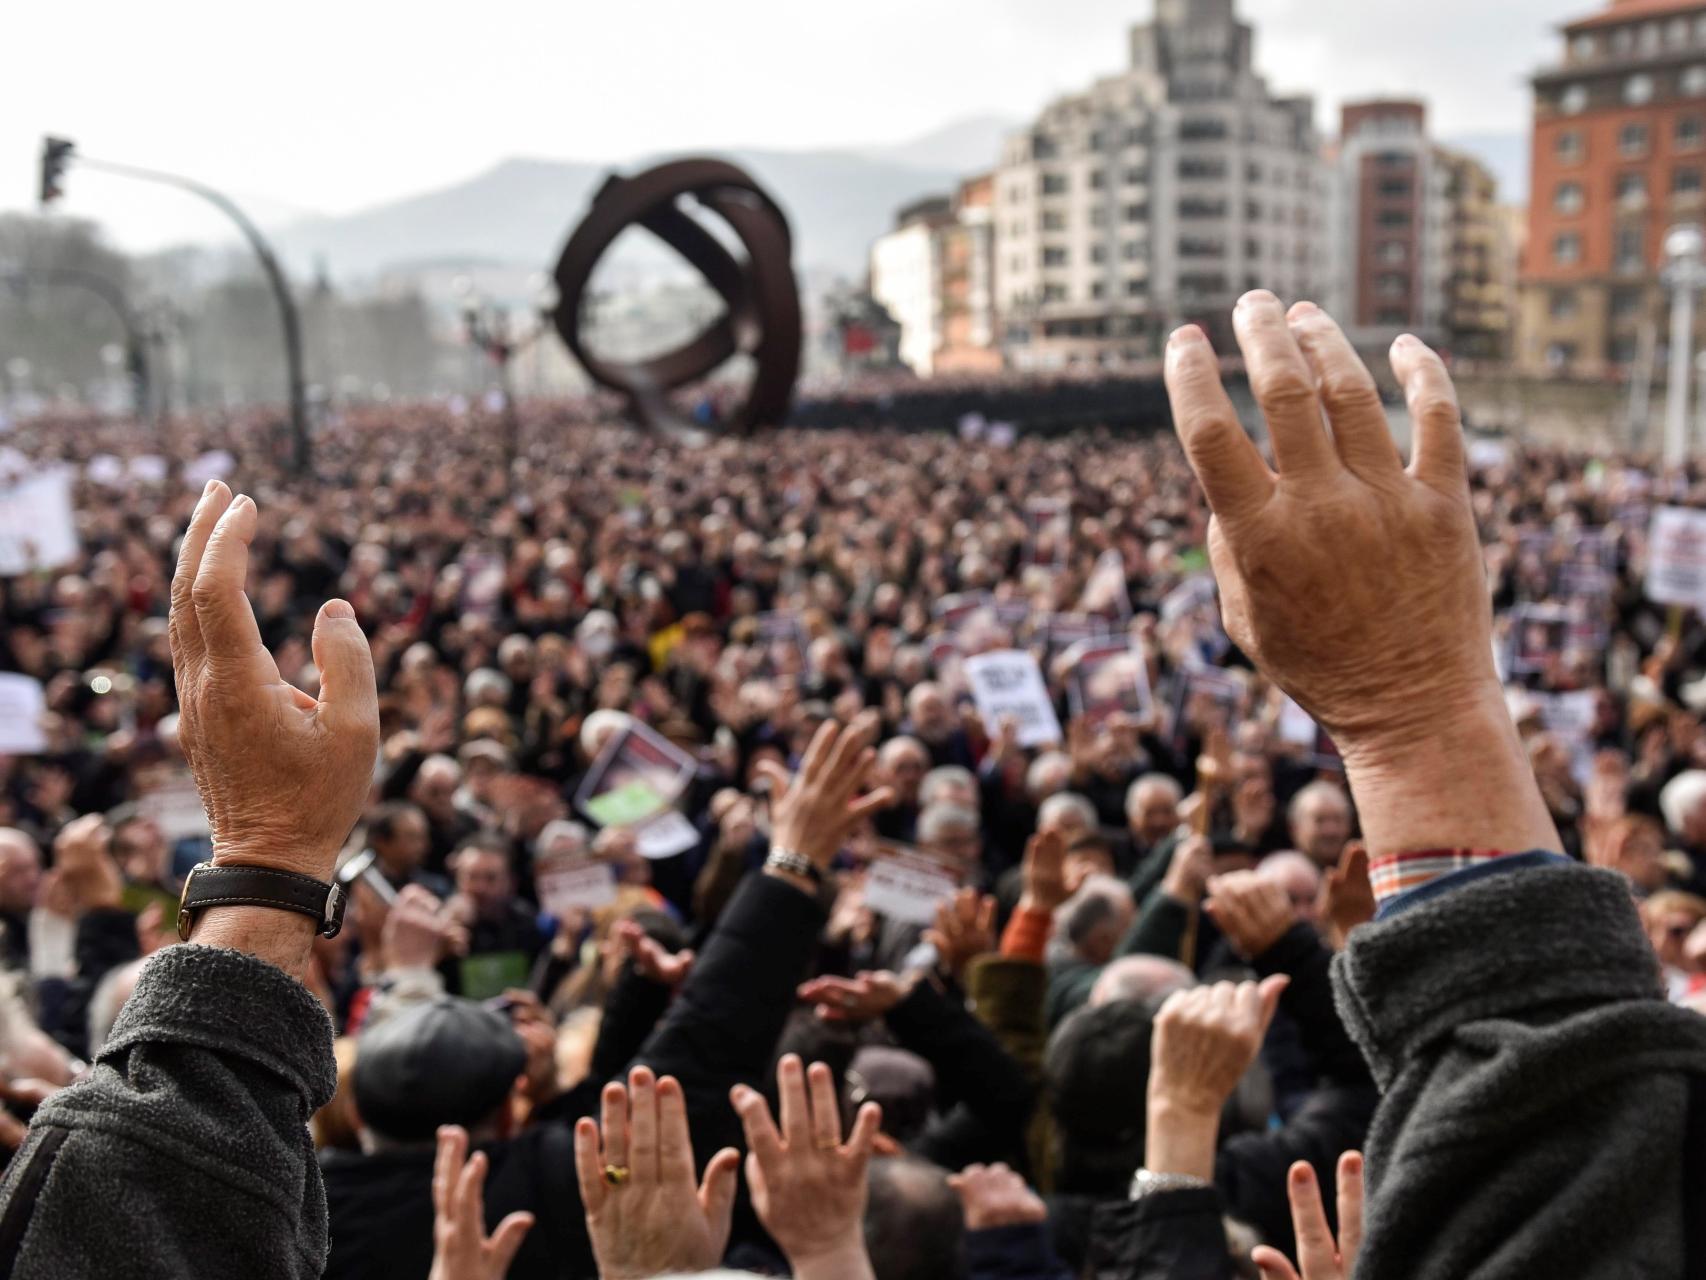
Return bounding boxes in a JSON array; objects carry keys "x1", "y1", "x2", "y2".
[
  {"x1": 487, "y1": 1212, "x2": 534, "y2": 1272},
  {"x1": 698, "y1": 1147, "x2": 742, "y2": 1243},
  {"x1": 1250, "y1": 1246, "x2": 1302, "y2": 1280},
  {"x1": 312, "y1": 600, "x2": 379, "y2": 731}
]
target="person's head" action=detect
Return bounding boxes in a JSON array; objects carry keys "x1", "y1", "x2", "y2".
[
  {"x1": 1640, "y1": 890, "x2": 1706, "y2": 970},
  {"x1": 462, "y1": 667, "x2": 512, "y2": 711},
  {"x1": 1025, "y1": 751, "x2": 1072, "y2": 803},
  {"x1": 876, "y1": 737, "x2": 930, "y2": 808},
  {"x1": 1089, "y1": 954, "x2": 1195, "y2": 1011},
  {"x1": 1288, "y1": 781, "x2": 1352, "y2": 869},
  {"x1": 1056, "y1": 874, "x2": 1136, "y2": 965},
  {"x1": 108, "y1": 808, "x2": 171, "y2": 886},
  {"x1": 863, "y1": 1156, "x2": 968, "y2": 1280},
  {"x1": 905, "y1": 683, "x2": 956, "y2": 745},
  {"x1": 1045, "y1": 999, "x2": 1154, "y2": 1193},
  {"x1": 0, "y1": 830, "x2": 42, "y2": 916},
  {"x1": 919, "y1": 765, "x2": 978, "y2": 811},
  {"x1": 580, "y1": 709, "x2": 632, "y2": 762},
  {"x1": 1125, "y1": 773, "x2": 1183, "y2": 849},
  {"x1": 368, "y1": 802, "x2": 430, "y2": 878},
  {"x1": 1660, "y1": 770, "x2": 1706, "y2": 846},
  {"x1": 451, "y1": 835, "x2": 515, "y2": 921},
  {"x1": 87, "y1": 957, "x2": 146, "y2": 1057},
  {"x1": 916, "y1": 803, "x2": 981, "y2": 868},
  {"x1": 353, "y1": 996, "x2": 527, "y2": 1147},
  {"x1": 1037, "y1": 791, "x2": 1098, "y2": 843},
  {"x1": 534, "y1": 818, "x2": 591, "y2": 862},
  {"x1": 497, "y1": 634, "x2": 535, "y2": 683},
  {"x1": 410, "y1": 755, "x2": 464, "y2": 823},
  {"x1": 1256, "y1": 850, "x2": 1323, "y2": 926},
  {"x1": 1604, "y1": 814, "x2": 1669, "y2": 894}
]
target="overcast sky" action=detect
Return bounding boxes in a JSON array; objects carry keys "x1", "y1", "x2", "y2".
[{"x1": 5, "y1": 0, "x2": 1585, "y2": 249}]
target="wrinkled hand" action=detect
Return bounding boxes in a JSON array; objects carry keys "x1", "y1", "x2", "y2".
[
  {"x1": 797, "y1": 970, "x2": 916, "y2": 1024},
  {"x1": 574, "y1": 1067, "x2": 741, "y2": 1280},
  {"x1": 612, "y1": 918, "x2": 695, "y2": 988},
  {"x1": 1205, "y1": 871, "x2": 1296, "y2": 959},
  {"x1": 1018, "y1": 828, "x2": 1070, "y2": 914},
  {"x1": 1150, "y1": 976, "x2": 1289, "y2": 1117},
  {"x1": 1252, "y1": 1153, "x2": 1364, "y2": 1280},
  {"x1": 1320, "y1": 843, "x2": 1375, "y2": 952},
  {"x1": 924, "y1": 888, "x2": 996, "y2": 979},
  {"x1": 1161, "y1": 833, "x2": 1215, "y2": 904},
  {"x1": 428, "y1": 1126, "x2": 534, "y2": 1280},
  {"x1": 756, "y1": 711, "x2": 893, "y2": 871},
  {"x1": 383, "y1": 885, "x2": 450, "y2": 970},
  {"x1": 947, "y1": 1162, "x2": 1047, "y2": 1231},
  {"x1": 169, "y1": 483, "x2": 379, "y2": 878},
  {"x1": 52, "y1": 815, "x2": 122, "y2": 913},
  {"x1": 731, "y1": 1055, "x2": 881, "y2": 1276}
]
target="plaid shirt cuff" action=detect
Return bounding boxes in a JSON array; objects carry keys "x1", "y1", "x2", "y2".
[{"x1": 1369, "y1": 848, "x2": 1514, "y2": 907}]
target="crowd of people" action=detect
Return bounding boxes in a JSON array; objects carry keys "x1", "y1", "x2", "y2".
[{"x1": 1, "y1": 292, "x2": 1705, "y2": 1276}]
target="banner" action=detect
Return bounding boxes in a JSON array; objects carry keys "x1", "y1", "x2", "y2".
[
  {"x1": 0, "y1": 469, "x2": 78, "y2": 575},
  {"x1": 1646, "y1": 506, "x2": 1706, "y2": 609},
  {"x1": 964, "y1": 649, "x2": 1062, "y2": 747},
  {"x1": 0, "y1": 675, "x2": 46, "y2": 754},
  {"x1": 1065, "y1": 641, "x2": 1153, "y2": 724},
  {"x1": 863, "y1": 844, "x2": 961, "y2": 925},
  {"x1": 575, "y1": 721, "x2": 698, "y2": 833}
]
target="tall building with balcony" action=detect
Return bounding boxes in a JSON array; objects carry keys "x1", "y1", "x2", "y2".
[
  {"x1": 995, "y1": 0, "x2": 1326, "y2": 367},
  {"x1": 869, "y1": 177, "x2": 1001, "y2": 376},
  {"x1": 1521, "y1": 0, "x2": 1706, "y2": 375}
]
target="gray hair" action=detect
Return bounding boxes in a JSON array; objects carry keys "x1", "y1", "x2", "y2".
[
  {"x1": 1057, "y1": 875, "x2": 1134, "y2": 950},
  {"x1": 1125, "y1": 772, "x2": 1183, "y2": 815},
  {"x1": 1025, "y1": 751, "x2": 1072, "y2": 800},
  {"x1": 1661, "y1": 770, "x2": 1706, "y2": 835},
  {"x1": 1038, "y1": 791, "x2": 1098, "y2": 834},
  {"x1": 920, "y1": 765, "x2": 977, "y2": 808},
  {"x1": 917, "y1": 803, "x2": 980, "y2": 845},
  {"x1": 1288, "y1": 779, "x2": 1350, "y2": 825},
  {"x1": 1090, "y1": 954, "x2": 1195, "y2": 1010},
  {"x1": 877, "y1": 735, "x2": 930, "y2": 768},
  {"x1": 463, "y1": 667, "x2": 513, "y2": 706}
]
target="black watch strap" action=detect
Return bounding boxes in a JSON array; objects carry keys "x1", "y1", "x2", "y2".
[{"x1": 177, "y1": 862, "x2": 347, "y2": 942}]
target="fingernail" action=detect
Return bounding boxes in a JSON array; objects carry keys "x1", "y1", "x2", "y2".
[
  {"x1": 1237, "y1": 289, "x2": 1277, "y2": 310},
  {"x1": 201, "y1": 479, "x2": 218, "y2": 498},
  {"x1": 1288, "y1": 300, "x2": 1320, "y2": 320},
  {"x1": 323, "y1": 599, "x2": 355, "y2": 621},
  {"x1": 1168, "y1": 324, "x2": 1205, "y2": 349},
  {"x1": 1393, "y1": 333, "x2": 1420, "y2": 350}
]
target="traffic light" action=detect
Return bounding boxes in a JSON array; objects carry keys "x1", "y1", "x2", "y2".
[{"x1": 39, "y1": 137, "x2": 74, "y2": 207}]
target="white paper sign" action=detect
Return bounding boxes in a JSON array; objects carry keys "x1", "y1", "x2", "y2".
[
  {"x1": 1646, "y1": 506, "x2": 1706, "y2": 609},
  {"x1": 128, "y1": 455, "x2": 168, "y2": 484},
  {"x1": 1277, "y1": 696, "x2": 1317, "y2": 748},
  {"x1": 633, "y1": 810, "x2": 700, "y2": 861},
  {"x1": 0, "y1": 469, "x2": 78, "y2": 575},
  {"x1": 183, "y1": 450, "x2": 236, "y2": 488},
  {"x1": 85, "y1": 454, "x2": 127, "y2": 488},
  {"x1": 1467, "y1": 439, "x2": 1512, "y2": 470},
  {"x1": 964, "y1": 649, "x2": 1062, "y2": 748},
  {"x1": 863, "y1": 849, "x2": 960, "y2": 925},
  {"x1": 0, "y1": 675, "x2": 47, "y2": 754},
  {"x1": 136, "y1": 779, "x2": 212, "y2": 841},
  {"x1": 536, "y1": 860, "x2": 618, "y2": 914}
]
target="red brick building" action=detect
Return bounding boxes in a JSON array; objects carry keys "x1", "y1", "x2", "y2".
[{"x1": 1522, "y1": 0, "x2": 1706, "y2": 375}]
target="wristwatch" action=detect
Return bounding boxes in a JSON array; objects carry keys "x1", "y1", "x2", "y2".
[
  {"x1": 764, "y1": 845, "x2": 824, "y2": 886},
  {"x1": 176, "y1": 862, "x2": 348, "y2": 942},
  {"x1": 1129, "y1": 1168, "x2": 1211, "y2": 1200}
]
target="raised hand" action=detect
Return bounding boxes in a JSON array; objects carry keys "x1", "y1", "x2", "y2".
[
  {"x1": 1319, "y1": 842, "x2": 1375, "y2": 952},
  {"x1": 797, "y1": 970, "x2": 915, "y2": 1024},
  {"x1": 730, "y1": 1054, "x2": 881, "y2": 1280},
  {"x1": 1251, "y1": 1153, "x2": 1364, "y2": 1280},
  {"x1": 169, "y1": 482, "x2": 379, "y2": 880},
  {"x1": 1205, "y1": 870, "x2": 1296, "y2": 960},
  {"x1": 924, "y1": 887, "x2": 996, "y2": 980},
  {"x1": 756, "y1": 711, "x2": 894, "y2": 873},
  {"x1": 427, "y1": 1126, "x2": 533, "y2": 1280},
  {"x1": 611, "y1": 918, "x2": 695, "y2": 988},
  {"x1": 1161, "y1": 833, "x2": 1215, "y2": 905},
  {"x1": 947, "y1": 1162, "x2": 1048, "y2": 1230},
  {"x1": 573, "y1": 1066, "x2": 741, "y2": 1280},
  {"x1": 1017, "y1": 827, "x2": 1071, "y2": 914},
  {"x1": 1163, "y1": 296, "x2": 1558, "y2": 858},
  {"x1": 51, "y1": 815, "x2": 122, "y2": 914},
  {"x1": 382, "y1": 884, "x2": 451, "y2": 971}
]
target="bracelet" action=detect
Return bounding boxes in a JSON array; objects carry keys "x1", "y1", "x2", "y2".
[
  {"x1": 1129, "y1": 1167, "x2": 1211, "y2": 1200},
  {"x1": 765, "y1": 846, "x2": 824, "y2": 885}
]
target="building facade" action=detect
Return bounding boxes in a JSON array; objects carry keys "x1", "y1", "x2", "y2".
[
  {"x1": 993, "y1": 0, "x2": 1327, "y2": 368},
  {"x1": 1521, "y1": 0, "x2": 1706, "y2": 375},
  {"x1": 869, "y1": 180, "x2": 1001, "y2": 376}
]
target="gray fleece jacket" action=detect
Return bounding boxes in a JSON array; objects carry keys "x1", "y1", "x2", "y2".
[
  {"x1": 0, "y1": 943, "x2": 335, "y2": 1279},
  {"x1": 1334, "y1": 862, "x2": 1706, "y2": 1279}
]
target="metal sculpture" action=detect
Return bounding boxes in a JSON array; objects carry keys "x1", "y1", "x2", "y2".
[{"x1": 549, "y1": 159, "x2": 802, "y2": 438}]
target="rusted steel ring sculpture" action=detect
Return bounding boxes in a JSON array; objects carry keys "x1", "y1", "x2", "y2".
[{"x1": 549, "y1": 159, "x2": 801, "y2": 438}]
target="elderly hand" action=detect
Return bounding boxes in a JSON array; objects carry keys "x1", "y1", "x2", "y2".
[
  {"x1": 797, "y1": 969, "x2": 916, "y2": 1024},
  {"x1": 51, "y1": 815, "x2": 122, "y2": 914},
  {"x1": 1161, "y1": 833, "x2": 1214, "y2": 905},
  {"x1": 731, "y1": 1055, "x2": 881, "y2": 1280},
  {"x1": 1017, "y1": 827, "x2": 1071, "y2": 915},
  {"x1": 169, "y1": 483, "x2": 379, "y2": 880},
  {"x1": 382, "y1": 885, "x2": 451, "y2": 971},
  {"x1": 947, "y1": 1162, "x2": 1048, "y2": 1231},
  {"x1": 924, "y1": 888, "x2": 996, "y2": 980},
  {"x1": 1205, "y1": 870, "x2": 1296, "y2": 960},
  {"x1": 1252, "y1": 1153, "x2": 1364, "y2": 1280},
  {"x1": 427, "y1": 1127, "x2": 534, "y2": 1280},
  {"x1": 1320, "y1": 842, "x2": 1376, "y2": 952},
  {"x1": 756, "y1": 711, "x2": 893, "y2": 873},
  {"x1": 573, "y1": 1066, "x2": 741, "y2": 1280},
  {"x1": 1164, "y1": 297, "x2": 1559, "y2": 858}
]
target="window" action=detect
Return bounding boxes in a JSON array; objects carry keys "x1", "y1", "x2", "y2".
[
  {"x1": 1626, "y1": 73, "x2": 1655, "y2": 105},
  {"x1": 1125, "y1": 278, "x2": 1146, "y2": 297},
  {"x1": 1246, "y1": 161, "x2": 1262, "y2": 182},
  {"x1": 1641, "y1": 22, "x2": 1662, "y2": 53},
  {"x1": 1377, "y1": 274, "x2": 1408, "y2": 300},
  {"x1": 1123, "y1": 203, "x2": 1148, "y2": 223},
  {"x1": 1379, "y1": 178, "x2": 1413, "y2": 198},
  {"x1": 1041, "y1": 172, "x2": 1068, "y2": 196},
  {"x1": 1378, "y1": 209, "x2": 1412, "y2": 227},
  {"x1": 1178, "y1": 197, "x2": 1228, "y2": 218},
  {"x1": 1612, "y1": 27, "x2": 1634, "y2": 55},
  {"x1": 1616, "y1": 226, "x2": 1645, "y2": 272},
  {"x1": 1557, "y1": 130, "x2": 1584, "y2": 163},
  {"x1": 1245, "y1": 199, "x2": 1262, "y2": 220},
  {"x1": 1090, "y1": 281, "x2": 1105, "y2": 300},
  {"x1": 1042, "y1": 246, "x2": 1069, "y2": 267},
  {"x1": 1379, "y1": 241, "x2": 1408, "y2": 264},
  {"x1": 1680, "y1": 116, "x2": 1705, "y2": 149},
  {"x1": 1122, "y1": 167, "x2": 1144, "y2": 185},
  {"x1": 1179, "y1": 118, "x2": 1228, "y2": 141},
  {"x1": 1612, "y1": 287, "x2": 1645, "y2": 319},
  {"x1": 1572, "y1": 33, "x2": 1597, "y2": 59},
  {"x1": 1618, "y1": 171, "x2": 1648, "y2": 205},
  {"x1": 1554, "y1": 232, "x2": 1582, "y2": 265},
  {"x1": 1621, "y1": 123, "x2": 1651, "y2": 157},
  {"x1": 1670, "y1": 17, "x2": 1690, "y2": 46},
  {"x1": 1561, "y1": 84, "x2": 1589, "y2": 114},
  {"x1": 1549, "y1": 289, "x2": 1579, "y2": 320},
  {"x1": 1088, "y1": 131, "x2": 1105, "y2": 152},
  {"x1": 1686, "y1": 66, "x2": 1706, "y2": 96},
  {"x1": 1179, "y1": 236, "x2": 1226, "y2": 258},
  {"x1": 1041, "y1": 210, "x2": 1066, "y2": 231},
  {"x1": 1088, "y1": 169, "x2": 1106, "y2": 190},
  {"x1": 1555, "y1": 181, "x2": 1585, "y2": 214},
  {"x1": 1122, "y1": 240, "x2": 1143, "y2": 261},
  {"x1": 1090, "y1": 244, "x2": 1107, "y2": 265},
  {"x1": 1178, "y1": 157, "x2": 1228, "y2": 179},
  {"x1": 1041, "y1": 283, "x2": 1067, "y2": 303},
  {"x1": 1089, "y1": 206, "x2": 1108, "y2": 228},
  {"x1": 1678, "y1": 167, "x2": 1705, "y2": 195},
  {"x1": 1546, "y1": 342, "x2": 1577, "y2": 368}
]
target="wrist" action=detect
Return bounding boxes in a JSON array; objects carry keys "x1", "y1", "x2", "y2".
[
  {"x1": 763, "y1": 865, "x2": 820, "y2": 898},
  {"x1": 1143, "y1": 1092, "x2": 1222, "y2": 1182},
  {"x1": 787, "y1": 1233, "x2": 873, "y2": 1280},
  {"x1": 212, "y1": 843, "x2": 340, "y2": 882},
  {"x1": 189, "y1": 906, "x2": 316, "y2": 980}
]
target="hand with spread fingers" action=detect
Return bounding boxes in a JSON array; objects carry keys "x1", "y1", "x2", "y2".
[
  {"x1": 796, "y1": 969, "x2": 916, "y2": 1024},
  {"x1": 924, "y1": 887, "x2": 996, "y2": 980},
  {"x1": 1162, "y1": 296, "x2": 1559, "y2": 858},
  {"x1": 168, "y1": 481, "x2": 380, "y2": 881},
  {"x1": 756, "y1": 711, "x2": 894, "y2": 877},
  {"x1": 572, "y1": 1066, "x2": 742, "y2": 1280},
  {"x1": 1252, "y1": 1153, "x2": 1364, "y2": 1280},
  {"x1": 730, "y1": 1054, "x2": 882, "y2": 1280},
  {"x1": 427, "y1": 1126, "x2": 534, "y2": 1280}
]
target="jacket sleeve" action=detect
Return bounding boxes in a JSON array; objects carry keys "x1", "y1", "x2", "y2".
[
  {"x1": 1332, "y1": 862, "x2": 1706, "y2": 1280},
  {"x1": 633, "y1": 872, "x2": 826, "y2": 1165},
  {"x1": 590, "y1": 960, "x2": 673, "y2": 1086},
  {"x1": 966, "y1": 955, "x2": 1048, "y2": 1081},
  {"x1": 0, "y1": 944, "x2": 337, "y2": 1280},
  {"x1": 965, "y1": 1221, "x2": 1076, "y2": 1280},
  {"x1": 1084, "y1": 1187, "x2": 1234, "y2": 1280},
  {"x1": 1250, "y1": 923, "x2": 1371, "y2": 1088}
]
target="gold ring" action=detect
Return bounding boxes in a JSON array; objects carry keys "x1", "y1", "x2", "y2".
[
  {"x1": 603, "y1": 1164, "x2": 631, "y2": 1186},
  {"x1": 815, "y1": 1139, "x2": 839, "y2": 1151}
]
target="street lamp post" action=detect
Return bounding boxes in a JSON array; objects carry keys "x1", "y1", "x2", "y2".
[
  {"x1": 1662, "y1": 224, "x2": 1706, "y2": 470},
  {"x1": 456, "y1": 276, "x2": 558, "y2": 473},
  {"x1": 38, "y1": 137, "x2": 311, "y2": 472}
]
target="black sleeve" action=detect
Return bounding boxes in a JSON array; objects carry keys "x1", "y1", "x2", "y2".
[
  {"x1": 46, "y1": 909, "x2": 144, "y2": 1059},
  {"x1": 633, "y1": 873, "x2": 827, "y2": 1166},
  {"x1": 591, "y1": 962, "x2": 673, "y2": 1087},
  {"x1": 379, "y1": 749, "x2": 426, "y2": 802},
  {"x1": 1084, "y1": 1187, "x2": 1234, "y2": 1280},
  {"x1": 1250, "y1": 923, "x2": 1372, "y2": 1087}
]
